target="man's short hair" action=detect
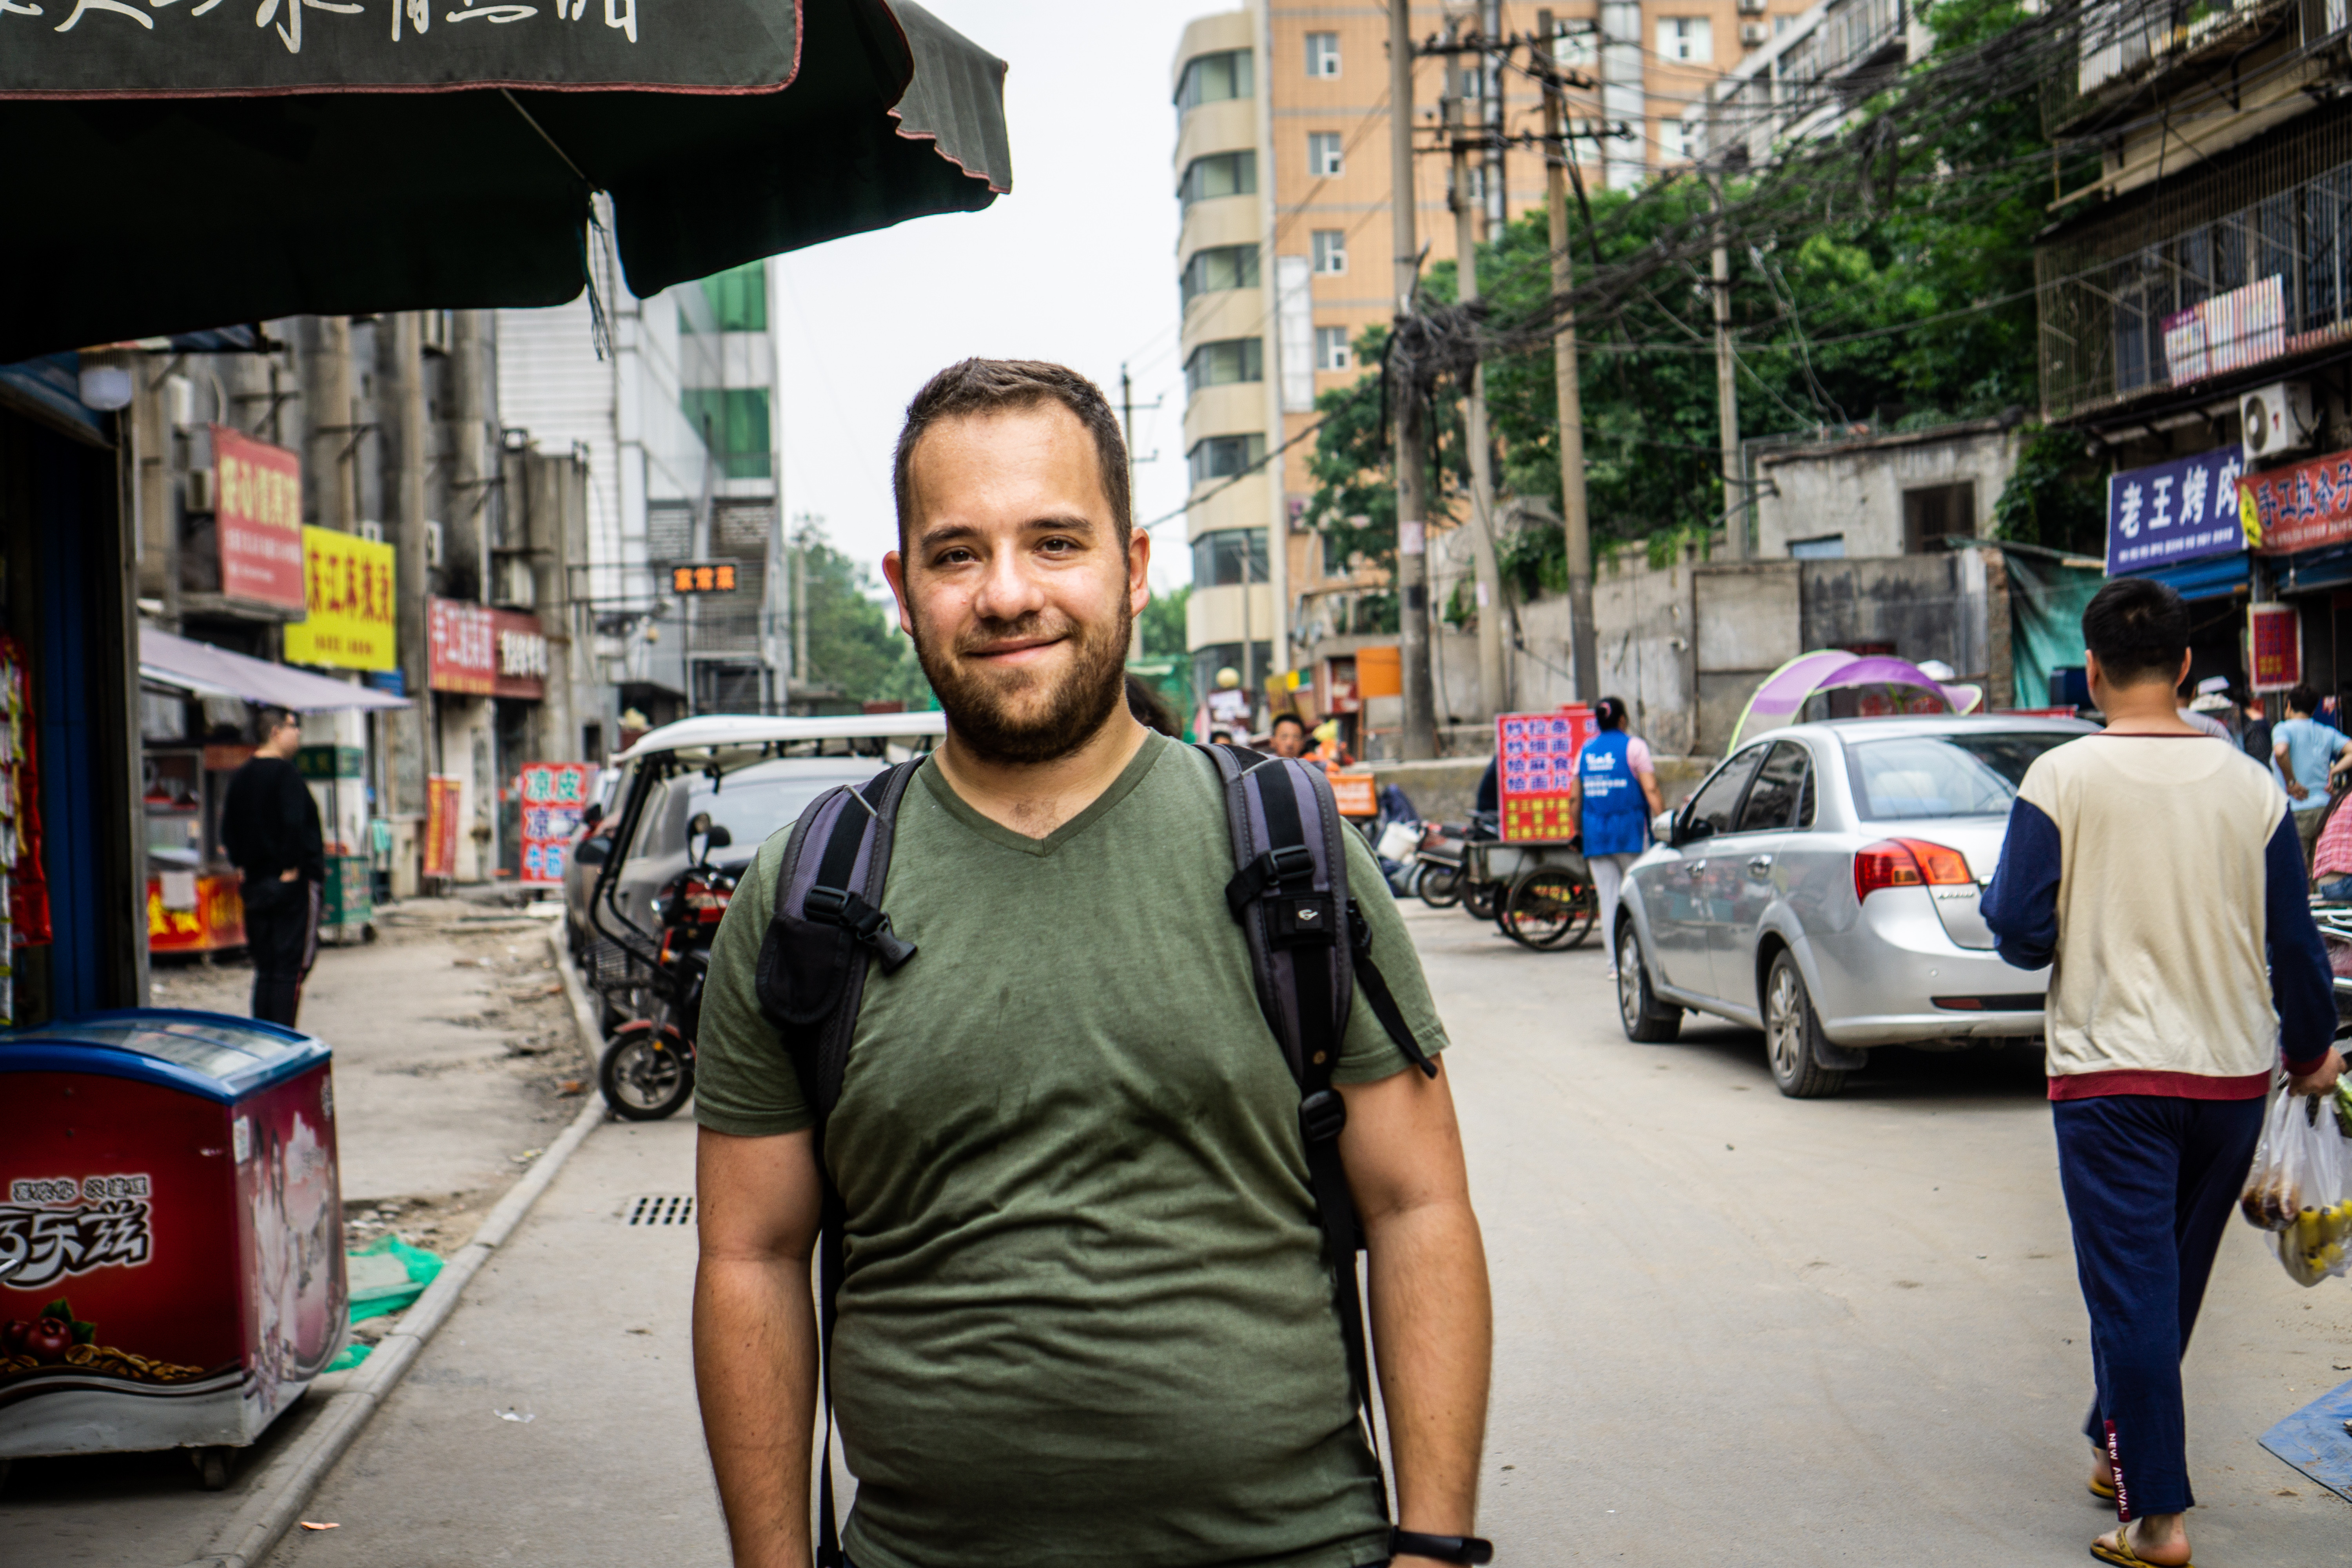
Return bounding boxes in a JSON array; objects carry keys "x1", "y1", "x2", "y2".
[
  {"x1": 2290, "y1": 683, "x2": 2320, "y2": 714},
  {"x1": 891, "y1": 359, "x2": 1132, "y2": 553},
  {"x1": 2082, "y1": 577, "x2": 2189, "y2": 687},
  {"x1": 1270, "y1": 713, "x2": 1306, "y2": 733}
]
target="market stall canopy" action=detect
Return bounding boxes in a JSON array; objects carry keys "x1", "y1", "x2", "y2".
[
  {"x1": 0, "y1": 0, "x2": 1010, "y2": 359},
  {"x1": 141, "y1": 626, "x2": 410, "y2": 712},
  {"x1": 1728, "y1": 650, "x2": 1978, "y2": 752}
]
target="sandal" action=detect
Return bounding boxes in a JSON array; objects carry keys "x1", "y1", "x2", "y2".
[
  {"x1": 2089, "y1": 1473, "x2": 2116, "y2": 1501},
  {"x1": 2088, "y1": 1523, "x2": 2193, "y2": 1568}
]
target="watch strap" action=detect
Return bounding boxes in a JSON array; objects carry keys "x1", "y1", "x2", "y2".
[{"x1": 1389, "y1": 1528, "x2": 1494, "y2": 1564}]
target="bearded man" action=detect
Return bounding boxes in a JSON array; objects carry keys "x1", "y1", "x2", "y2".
[{"x1": 690, "y1": 360, "x2": 1492, "y2": 1568}]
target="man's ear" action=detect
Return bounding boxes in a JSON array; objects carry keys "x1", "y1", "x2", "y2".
[
  {"x1": 882, "y1": 550, "x2": 917, "y2": 638},
  {"x1": 1127, "y1": 527, "x2": 1151, "y2": 620}
]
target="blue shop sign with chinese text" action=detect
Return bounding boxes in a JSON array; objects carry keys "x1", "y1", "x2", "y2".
[{"x1": 2106, "y1": 445, "x2": 2249, "y2": 575}]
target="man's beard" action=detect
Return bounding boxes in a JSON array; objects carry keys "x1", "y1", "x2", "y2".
[{"x1": 911, "y1": 597, "x2": 1132, "y2": 766}]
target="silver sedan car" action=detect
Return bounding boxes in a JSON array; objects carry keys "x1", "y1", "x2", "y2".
[{"x1": 1613, "y1": 715, "x2": 2096, "y2": 1097}]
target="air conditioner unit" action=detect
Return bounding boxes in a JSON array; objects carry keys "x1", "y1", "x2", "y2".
[
  {"x1": 426, "y1": 519, "x2": 446, "y2": 568},
  {"x1": 2240, "y1": 381, "x2": 2317, "y2": 462},
  {"x1": 1740, "y1": 20, "x2": 1770, "y2": 44},
  {"x1": 357, "y1": 519, "x2": 385, "y2": 543},
  {"x1": 420, "y1": 309, "x2": 452, "y2": 356},
  {"x1": 1737, "y1": 0, "x2": 1766, "y2": 13},
  {"x1": 183, "y1": 467, "x2": 215, "y2": 514}
]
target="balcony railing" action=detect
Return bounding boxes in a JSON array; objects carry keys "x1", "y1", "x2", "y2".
[
  {"x1": 2037, "y1": 102, "x2": 2352, "y2": 420},
  {"x1": 2042, "y1": 0, "x2": 2336, "y2": 137}
]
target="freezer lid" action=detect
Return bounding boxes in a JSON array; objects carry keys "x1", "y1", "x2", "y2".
[{"x1": 0, "y1": 1008, "x2": 327, "y2": 1103}]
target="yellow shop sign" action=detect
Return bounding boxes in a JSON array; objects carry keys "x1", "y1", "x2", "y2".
[{"x1": 283, "y1": 526, "x2": 396, "y2": 672}]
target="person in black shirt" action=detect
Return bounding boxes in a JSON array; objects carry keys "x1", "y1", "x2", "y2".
[
  {"x1": 220, "y1": 709, "x2": 325, "y2": 1027},
  {"x1": 2239, "y1": 690, "x2": 2274, "y2": 767}
]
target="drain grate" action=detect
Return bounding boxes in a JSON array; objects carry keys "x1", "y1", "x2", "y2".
[{"x1": 624, "y1": 1194, "x2": 695, "y2": 1226}]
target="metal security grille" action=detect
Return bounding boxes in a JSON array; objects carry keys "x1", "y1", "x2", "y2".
[
  {"x1": 624, "y1": 1194, "x2": 695, "y2": 1226},
  {"x1": 2038, "y1": 97, "x2": 2352, "y2": 421}
]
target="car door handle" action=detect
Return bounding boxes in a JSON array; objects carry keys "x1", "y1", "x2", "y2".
[
  {"x1": 1685, "y1": 860, "x2": 1707, "y2": 876},
  {"x1": 1747, "y1": 855, "x2": 1774, "y2": 876}
]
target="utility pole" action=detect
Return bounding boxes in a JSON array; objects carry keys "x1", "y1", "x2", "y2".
[
  {"x1": 1538, "y1": 11, "x2": 1599, "y2": 701},
  {"x1": 1391, "y1": 0, "x2": 1437, "y2": 759},
  {"x1": 1710, "y1": 167, "x2": 1746, "y2": 561},
  {"x1": 390, "y1": 312, "x2": 432, "y2": 817},
  {"x1": 1446, "y1": 84, "x2": 1508, "y2": 721},
  {"x1": 791, "y1": 511, "x2": 811, "y2": 690}
]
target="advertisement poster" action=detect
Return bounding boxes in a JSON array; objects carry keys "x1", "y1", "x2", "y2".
[
  {"x1": 2104, "y1": 445, "x2": 2246, "y2": 573},
  {"x1": 209, "y1": 426, "x2": 304, "y2": 610},
  {"x1": 517, "y1": 762, "x2": 594, "y2": 887},
  {"x1": 2250, "y1": 603, "x2": 2301, "y2": 693},
  {"x1": 2241, "y1": 446, "x2": 2352, "y2": 555},
  {"x1": 426, "y1": 598, "x2": 495, "y2": 695},
  {"x1": 1496, "y1": 706, "x2": 1597, "y2": 842},
  {"x1": 283, "y1": 527, "x2": 396, "y2": 672},
  {"x1": 423, "y1": 776, "x2": 461, "y2": 879},
  {"x1": 491, "y1": 609, "x2": 548, "y2": 701}
]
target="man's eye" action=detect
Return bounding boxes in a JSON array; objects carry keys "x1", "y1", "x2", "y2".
[
  {"x1": 1038, "y1": 537, "x2": 1077, "y2": 554},
  {"x1": 935, "y1": 548, "x2": 976, "y2": 566}
]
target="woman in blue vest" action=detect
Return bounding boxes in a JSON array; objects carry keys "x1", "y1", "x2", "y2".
[{"x1": 1571, "y1": 697, "x2": 1664, "y2": 976}]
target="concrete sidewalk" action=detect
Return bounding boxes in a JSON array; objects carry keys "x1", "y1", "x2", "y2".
[{"x1": 260, "y1": 1115, "x2": 730, "y2": 1568}]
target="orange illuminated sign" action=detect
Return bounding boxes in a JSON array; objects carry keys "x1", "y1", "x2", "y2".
[{"x1": 670, "y1": 562, "x2": 739, "y2": 593}]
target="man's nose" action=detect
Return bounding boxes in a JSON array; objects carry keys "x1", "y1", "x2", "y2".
[{"x1": 970, "y1": 542, "x2": 1048, "y2": 624}]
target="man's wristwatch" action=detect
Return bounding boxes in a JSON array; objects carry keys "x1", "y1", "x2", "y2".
[{"x1": 1390, "y1": 1528, "x2": 1494, "y2": 1564}]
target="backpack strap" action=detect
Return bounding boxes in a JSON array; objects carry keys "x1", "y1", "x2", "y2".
[
  {"x1": 1200, "y1": 742, "x2": 1435, "y2": 1513},
  {"x1": 750, "y1": 755, "x2": 923, "y2": 1568}
]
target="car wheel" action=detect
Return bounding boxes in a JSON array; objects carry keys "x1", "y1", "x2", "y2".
[
  {"x1": 1615, "y1": 919, "x2": 1682, "y2": 1042},
  {"x1": 1763, "y1": 949, "x2": 1848, "y2": 1099},
  {"x1": 1417, "y1": 864, "x2": 1463, "y2": 909}
]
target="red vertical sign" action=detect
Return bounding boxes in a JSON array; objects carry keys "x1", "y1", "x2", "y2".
[
  {"x1": 209, "y1": 426, "x2": 305, "y2": 610},
  {"x1": 516, "y1": 763, "x2": 594, "y2": 887},
  {"x1": 1496, "y1": 705, "x2": 1598, "y2": 842},
  {"x1": 423, "y1": 777, "x2": 462, "y2": 879},
  {"x1": 2249, "y1": 603, "x2": 2300, "y2": 693}
]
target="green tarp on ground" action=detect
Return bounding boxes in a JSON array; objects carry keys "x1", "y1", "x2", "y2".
[{"x1": 327, "y1": 1236, "x2": 445, "y2": 1372}]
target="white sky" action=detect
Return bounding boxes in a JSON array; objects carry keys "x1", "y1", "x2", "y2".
[{"x1": 770, "y1": 0, "x2": 1209, "y2": 599}]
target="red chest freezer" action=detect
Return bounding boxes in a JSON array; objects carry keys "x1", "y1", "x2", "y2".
[{"x1": 0, "y1": 1009, "x2": 346, "y2": 1459}]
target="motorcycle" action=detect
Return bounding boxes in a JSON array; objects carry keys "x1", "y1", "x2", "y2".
[{"x1": 593, "y1": 812, "x2": 735, "y2": 1121}]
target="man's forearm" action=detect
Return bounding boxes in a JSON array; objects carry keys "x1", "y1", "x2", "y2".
[
  {"x1": 694, "y1": 1253, "x2": 820, "y2": 1568},
  {"x1": 1363, "y1": 1196, "x2": 1492, "y2": 1543}
]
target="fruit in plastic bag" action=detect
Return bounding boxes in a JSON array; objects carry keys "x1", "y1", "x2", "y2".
[{"x1": 2241, "y1": 1089, "x2": 2352, "y2": 1287}]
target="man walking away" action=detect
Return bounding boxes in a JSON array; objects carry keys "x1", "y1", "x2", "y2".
[
  {"x1": 2238, "y1": 690, "x2": 2272, "y2": 766},
  {"x1": 691, "y1": 360, "x2": 1492, "y2": 1568},
  {"x1": 1984, "y1": 577, "x2": 2342, "y2": 1568},
  {"x1": 2272, "y1": 683, "x2": 2351, "y2": 867},
  {"x1": 220, "y1": 709, "x2": 325, "y2": 1028}
]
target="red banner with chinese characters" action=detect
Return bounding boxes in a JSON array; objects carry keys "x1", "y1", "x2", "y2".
[
  {"x1": 1496, "y1": 706, "x2": 1598, "y2": 842},
  {"x1": 490, "y1": 609, "x2": 547, "y2": 701},
  {"x1": 426, "y1": 598, "x2": 495, "y2": 695},
  {"x1": 210, "y1": 426, "x2": 305, "y2": 609},
  {"x1": 423, "y1": 776, "x2": 462, "y2": 879},
  {"x1": 2250, "y1": 602, "x2": 2301, "y2": 692},
  {"x1": 516, "y1": 762, "x2": 593, "y2": 887},
  {"x1": 2242, "y1": 446, "x2": 2352, "y2": 555}
]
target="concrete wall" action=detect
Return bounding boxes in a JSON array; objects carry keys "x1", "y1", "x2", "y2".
[{"x1": 1754, "y1": 423, "x2": 2023, "y2": 559}]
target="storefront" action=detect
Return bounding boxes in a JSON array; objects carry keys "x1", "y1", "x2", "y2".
[
  {"x1": 2240, "y1": 444, "x2": 2352, "y2": 707},
  {"x1": 425, "y1": 598, "x2": 544, "y2": 882},
  {"x1": 2107, "y1": 443, "x2": 2256, "y2": 701},
  {"x1": 0, "y1": 358, "x2": 149, "y2": 1025}
]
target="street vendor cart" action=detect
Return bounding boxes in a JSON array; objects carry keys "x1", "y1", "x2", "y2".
[{"x1": 1473, "y1": 710, "x2": 1604, "y2": 951}]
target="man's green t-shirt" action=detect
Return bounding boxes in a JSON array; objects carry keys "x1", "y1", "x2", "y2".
[{"x1": 695, "y1": 732, "x2": 1450, "y2": 1568}]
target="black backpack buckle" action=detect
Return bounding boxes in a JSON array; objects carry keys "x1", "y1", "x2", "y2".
[
  {"x1": 805, "y1": 885, "x2": 918, "y2": 975},
  {"x1": 1298, "y1": 1087, "x2": 1347, "y2": 1144},
  {"x1": 1225, "y1": 842, "x2": 1319, "y2": 922}
]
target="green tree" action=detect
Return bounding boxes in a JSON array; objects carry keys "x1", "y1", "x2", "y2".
[{"x1": 793, "y1": 526, "x2": 933, "y2": 710}]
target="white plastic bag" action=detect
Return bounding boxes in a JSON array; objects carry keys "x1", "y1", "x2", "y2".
[{"x1": 2239, "y1": 1089, "x2": 2352, "y2": 1287}]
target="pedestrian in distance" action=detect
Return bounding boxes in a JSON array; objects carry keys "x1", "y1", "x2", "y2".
[
  {"x1": 1567, "y1": 697, "x2": 1663, "y2": 981},
  {"x1": 1983, "y1": 577, "x2": 2343, "y2": 1568},
  {"x1": 218, "y1": 708, "x2": 325, "y2": 1028},
  {"x1": 691, "y1": 359, "x2": 1493, "y2": 1568},
  {"x1": 2237, "y1": 690, "x2": 2272, "y2": 767},
  {"x1": 1267, "y1": 710, "x2": 1310, "y2": 759},
  {"x1": 2270, "y1": 682, "x2": 2352, "y2": 867}
]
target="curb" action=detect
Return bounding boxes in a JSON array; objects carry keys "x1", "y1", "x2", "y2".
[{"x1": 177, "y1": 922, "x2": 608, "y2": 1568}]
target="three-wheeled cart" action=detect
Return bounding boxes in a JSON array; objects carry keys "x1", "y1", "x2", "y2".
[
  {"x1": 0, "y1": 1010, "x2": 346, "y2": 1490},
  {"x1": 1463, "y1": 837, "x2": 1599, "y2": 951}
]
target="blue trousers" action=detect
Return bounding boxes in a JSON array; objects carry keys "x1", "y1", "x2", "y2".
[{"x1": 2053, "y1": 1094, "x2": 2264, "y2": 1520}]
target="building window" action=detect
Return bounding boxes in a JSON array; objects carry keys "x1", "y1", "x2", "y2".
[
  {"x1": 1314, "y1": 325, "x2": 1353, "y2": 372},
  {"x1": 1191, "y1": 528, "x2": 1269, "y2": 586},
  {"x1": 1312, "y1": 229, "x2": 1348, "y2": 274},
  {"x1": 1786, "y1": 533, "x2": 1846, "y2": 560},
  {"x1": 1656, "y1": 17, "x2": 1712, "y2": 61},
  {"x1": 1192, "y1": 641, "x2": 1272, "y2": 708},
  {"x1": 1180, "y1": 244, "x2": 1262, "y2": 306},
  {"x1": 1774, "y1": 13, "x2": 1792, "y2": 32},
  {"x1": 1188, "y1": 432, "x2": 1268, "y2": 487},
  {"x1": 1179, "y1": 150, "x2": 1258, "y2": 208},
  {"x1": 1552, "y1": 20, "x2": 1596, "y2": 69},
  {"x1": 1659, "y1": 120, "x2": 1689, "y2": 163},
  {"x1": 1902, "y1": 484, "x2": 1975, "y2": 553},
  {"x1": 1307, "y1": 132, "x2": 1345, "y2": 178},
  {"x1": 1305, "y1": 31, "x2": 1341, "y2": 77},
  {"x1": 680, "y1": 260, "x2": 766, "y2": 335},
  {"x1": 681, "y1": 388, "x2": 773, "y2": 480},
  {"x1": 1184, "y1": 338, "x2": 1265, "y2": 397},
  {"x1": 1176, "y1": 49, "x2": 1253, "y2": 111}
]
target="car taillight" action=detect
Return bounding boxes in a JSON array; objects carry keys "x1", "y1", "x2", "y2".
[
  {"x1": 684, "y1": 878, "x2": 731, "y2": 924},
  {"x1": 1853, "y1": 838, "x2": 1974, "y2": 903}
]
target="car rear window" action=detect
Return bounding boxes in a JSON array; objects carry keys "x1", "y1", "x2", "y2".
[{"x1": 1846, "y1": 732, "x2": 2078, "y2": 820}]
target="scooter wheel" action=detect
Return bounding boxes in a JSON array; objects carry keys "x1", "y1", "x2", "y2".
[
  {"x1": 1417, "y1": 865, "x2": 1464, "y2": 909},
  {"x1": 599, "y1": 1026, "x2": 695, "y2": 1121}
]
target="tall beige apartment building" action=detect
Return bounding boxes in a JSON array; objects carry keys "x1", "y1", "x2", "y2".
[{"x1": 1172, "y1": 0, "x2": 1809, "y2": 713}]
